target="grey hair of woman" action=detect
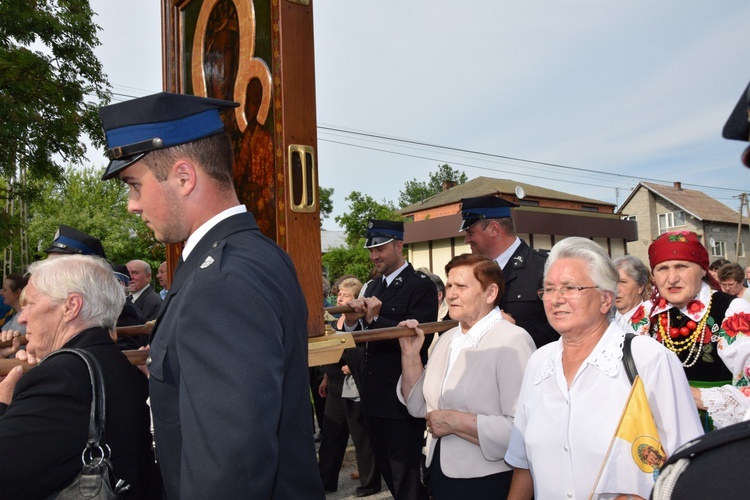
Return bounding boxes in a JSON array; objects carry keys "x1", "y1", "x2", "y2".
[
  {"x1": 27, "y1": 255, "x2": 125, "y2": 331},
  {"x1": 545, "y1": 237, "x2": 619, "y2": 299},
  {"x1": 613, "y1": 255, "x2": 652, "y2": 301}
]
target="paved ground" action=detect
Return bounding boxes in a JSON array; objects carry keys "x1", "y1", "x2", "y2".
[{"x1": 316, "y1": 436, "x2": 393, "y2": 500}]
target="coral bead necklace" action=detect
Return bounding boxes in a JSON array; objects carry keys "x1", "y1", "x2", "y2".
[{"x1": 656, "y1": 295, "x2": 713, "y2": 368}]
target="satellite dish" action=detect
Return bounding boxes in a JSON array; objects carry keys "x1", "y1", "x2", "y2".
[
  {"x1": 709, "y1": 237, "x2": 716, "y2": 248},
  {"x1": 515, "y1": 186, "x2": 526, "y2": 200}
]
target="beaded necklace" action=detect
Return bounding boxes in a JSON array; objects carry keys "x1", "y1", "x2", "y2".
[{"x1": 656, "y1": 294, "x2": 712, "y2": 368}]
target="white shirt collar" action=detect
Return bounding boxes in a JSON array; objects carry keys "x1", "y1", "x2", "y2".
[
  {"x1": 649, "y1": 281, "x2": 713, "y2": 322},
  {"x1": 495, "y1": 237, "x2": 522, "y2": 270},
  {"x1": 182, "y1": 205, "x2": 247, "y2": 260},
  {"x1": 443, "y1": 307, "x2": 504, "y2": 392},
  {"x1": 383, "y1": 261, "x2": 409, "y2": 286},
  {"x1": 535, "y1": 322, "x2": 625, "y2": 385},
  {"x1": 131, "y1": 285, "x2": 149, "y2": 302},
  {"x1": 449, "y1": 306, "x2": 503, "y2": 348}
]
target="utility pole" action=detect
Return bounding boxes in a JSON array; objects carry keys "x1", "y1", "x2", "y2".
[
  {"x1": 2, "y1": 165, "x2": 29, "y2": 278},
  {"x1": 736, "y1": 193, "x2": 749, "y2": 263}
]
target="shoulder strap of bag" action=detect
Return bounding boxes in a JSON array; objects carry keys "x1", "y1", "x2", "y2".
[
  {"x1": 43, "y1": 348, "x2": 106, "y2": 449},
  {"x1": 622, "y1": 333, "x2": 638, "y2": 385}
]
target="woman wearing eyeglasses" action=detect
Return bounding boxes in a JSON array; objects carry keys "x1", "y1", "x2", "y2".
[
  {"x1": 505, "y1": 237, "x2": 702, "y2": 500},
  {"x1": 647, "y1": 231, "x2": 750, "y2": 431},
  {"x1": 716, "y1": 262, "x2": 750, "y2": 302}
]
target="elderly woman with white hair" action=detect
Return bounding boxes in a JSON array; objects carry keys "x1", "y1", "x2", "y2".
[
  {"x1": 0, "y1": 255, "x2": 155, "y2": 498},
  {"x1": 613, "y1": 255, "x2": 653, "y2": 336},
  {"x1": 505, "y1": 237, "x2": 703, "y2": 500}
]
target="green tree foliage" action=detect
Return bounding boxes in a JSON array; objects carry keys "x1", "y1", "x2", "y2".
[
  {"x1": 398, "y1": 164, "x2": 468, "y2": 207},
  {"x1": 322, "y1": 243, "x2": 373, "y2": 284},
  {"x1": 335, "y1": 191, "x2": 401, "y2": 247},
  {"x1": 26, "y1": 165, "x2": 165, "y2": 269},
  {"x1": 0, "y1": 0, "x2": 110, "y2": 213},
  {"x1": 319, "y1": 186, "x2": 333, "y2": 226}
]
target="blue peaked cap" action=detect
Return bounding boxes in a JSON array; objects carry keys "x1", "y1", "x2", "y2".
[
  {"x1": 99, "y1": 92, "x2": 238, "y2": 180},
  {"x1": 364, "y1": 220, "x2": 404, "y2": 248},
  {"x1": 44, "y1": 225, "x2": 106, "y2": 259},
  {"x1": 459, "y1": 196, "x2": 518, "y2": 232}
]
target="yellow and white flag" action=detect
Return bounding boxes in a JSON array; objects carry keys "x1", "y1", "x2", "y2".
[{"x1": 590, "y1": 376, "x2": 666, "y2": 499}]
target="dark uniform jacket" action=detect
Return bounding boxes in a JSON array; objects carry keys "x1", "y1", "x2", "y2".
[
  {"x1": 148, "y1": 212, "x2": 323, "y2": 499},
  {"x1": 350, "y1": 264, "x2": 438, "y2": 418},
  {"x1": 133, "y1": 284, "x2": 163, "y2": 321},
  {"x1": 116, "y1": 300, "x2": 149, "y2": 350},
  {"x1": 0, "y1": 328, "x2": 154, "y2": 499},
  {"x1": 500, "y1": 239, "x2": 558, "y2": 348}
]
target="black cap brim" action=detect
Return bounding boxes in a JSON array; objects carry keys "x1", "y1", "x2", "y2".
[
  {"x1": 101, "y1": 153, "x2": 148, "y2": 180},
  {"x1": 44, "y1": 247, "x2": 73, "y2": 255},
  {"x1": 459, "y1": 218, "x2": 481, "y2": 232},
  {"x1": 364, "y1": 236, "x2": 395, "y2": 249}
]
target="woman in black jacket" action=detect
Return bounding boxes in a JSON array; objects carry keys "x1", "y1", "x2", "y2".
[{"x1": 0, "y1": 255, "x2": 155, "y2": 499}]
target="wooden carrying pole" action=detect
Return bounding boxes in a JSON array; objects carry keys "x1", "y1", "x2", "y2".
[
  {"x1": 0, "y1": 320, "x2": 458, "y2": 375},
  {"x1": 319, "y1": 303, "x2": 457, "y2": 343},
  {"x1": 349, "y1": 320, "x2": 457, "y2": 343},
  {"x1": 0, "y1": 323, "x2": 154, "y2": 350}
]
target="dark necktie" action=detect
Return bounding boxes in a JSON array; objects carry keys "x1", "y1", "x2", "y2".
[
  {"x1": 175, "y1": 255, "x2": 185, "y2": 275},
  {"x1": 372, "y1": 278, "x2": 387, "y2": 298}
]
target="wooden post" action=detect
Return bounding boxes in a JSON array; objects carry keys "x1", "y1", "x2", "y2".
[{"x1": 161, "y1": 0, "x2": 323, "y2": 337}]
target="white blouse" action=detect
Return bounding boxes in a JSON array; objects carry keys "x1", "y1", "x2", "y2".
[{"x1": 505, "y1": 323, "x2": 703, "y2": 499}]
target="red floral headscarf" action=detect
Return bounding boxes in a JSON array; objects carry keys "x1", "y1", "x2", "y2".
[
  {"x1": 648, "y1": 231, "x2": 709, "y2": 271},
  {"x1": 648, "y1": 230, "x2": 719, "y2": 292}
]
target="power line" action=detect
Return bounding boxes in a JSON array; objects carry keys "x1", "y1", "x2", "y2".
[
  {"x1": 318, "y1": 124, "x2": 745, "y2": 194},
  {"x1": 97, "y1": 85, "x2": 748, "y2": 201},
  {"x1": 318, "y1": 138, "x2": 621, "y2": 192},
  {"x1": 318, "y1": 127, "x2": 627, "y2": 189}
]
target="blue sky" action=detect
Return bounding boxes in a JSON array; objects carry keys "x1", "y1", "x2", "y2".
[{"x1": 91, "y1": 1, "x2": 750, "y2": 230}]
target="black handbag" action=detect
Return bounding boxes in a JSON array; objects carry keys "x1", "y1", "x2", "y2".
[{"x1": 44, "y1": 348, "x2": 131, "y2": 499}]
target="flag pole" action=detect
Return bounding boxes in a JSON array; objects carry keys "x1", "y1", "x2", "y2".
[{"x1": 587, "y1": 375, "x2": 640, "y2": 500}]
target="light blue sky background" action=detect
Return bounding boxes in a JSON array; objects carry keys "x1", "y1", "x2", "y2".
[{"x1": 90, "y1": 1, "x2": 750, "y2": 230}]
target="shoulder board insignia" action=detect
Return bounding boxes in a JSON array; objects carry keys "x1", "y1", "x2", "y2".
[{"x1": 200, "y1": 256, "x2": 215, "y2": 269}]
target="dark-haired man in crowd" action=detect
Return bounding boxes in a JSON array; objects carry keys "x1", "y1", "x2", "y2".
[
  {"x1": 342, "y1": 220, "x2": 437, "y2": 500},
  {"x1": 459, "y1": 196, "x2": 557, "y2": 348},
  {"x1": 126, "y1": 260, "x2": 162, "y2": 320}
]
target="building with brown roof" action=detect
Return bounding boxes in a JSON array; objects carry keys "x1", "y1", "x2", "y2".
[
  {"x1": 399, "y1": 177, "x2": 637, "y2": 281},
  {"x1": 401, "y1": 176, "x2": 616, "y2": 221},
  {"x1": 617, "y1": 181, "x2": 750, "y2": 266}
]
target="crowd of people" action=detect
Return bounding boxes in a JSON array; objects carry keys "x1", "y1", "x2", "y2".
[
  {"x1": 0, "y1": 92, "x2": 322, "y2": 499},
  {"x1": 0, "y1": 225, "x2": 169, "y2": 357},
  {"x1": 0, "y1": 87, "x2": 747, "y2": 500},
  {"x1": 314, "y1": 189, "x2": 750, "y2": 500}
]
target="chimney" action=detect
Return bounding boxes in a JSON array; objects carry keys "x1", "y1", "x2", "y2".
[
  {"x1": 674, "y1": 181, "x2": 682, "y2": 190},
  {"x1": 442, "y1": 180, "x2": 457, "y2": 191}
]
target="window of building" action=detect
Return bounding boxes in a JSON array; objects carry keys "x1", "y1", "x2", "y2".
[
  {"x1": 711, "y1": 240, "x2": 727, "y2": 258},
  {"x1": 581, "y1": 206, "x2": 598, "y2": 212},
  {"x1": 622, "y1": 215, "x2": 637, "y2": 221},
  {"x1": 518, "y1": 199, "x2": 539, "y2": 206},
  {"x1": 657, "y1": 211, "x2": 686, "y2": 234},
  {"x1": 738, "y1": 243, "x2": 746, "y2": 258}
]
